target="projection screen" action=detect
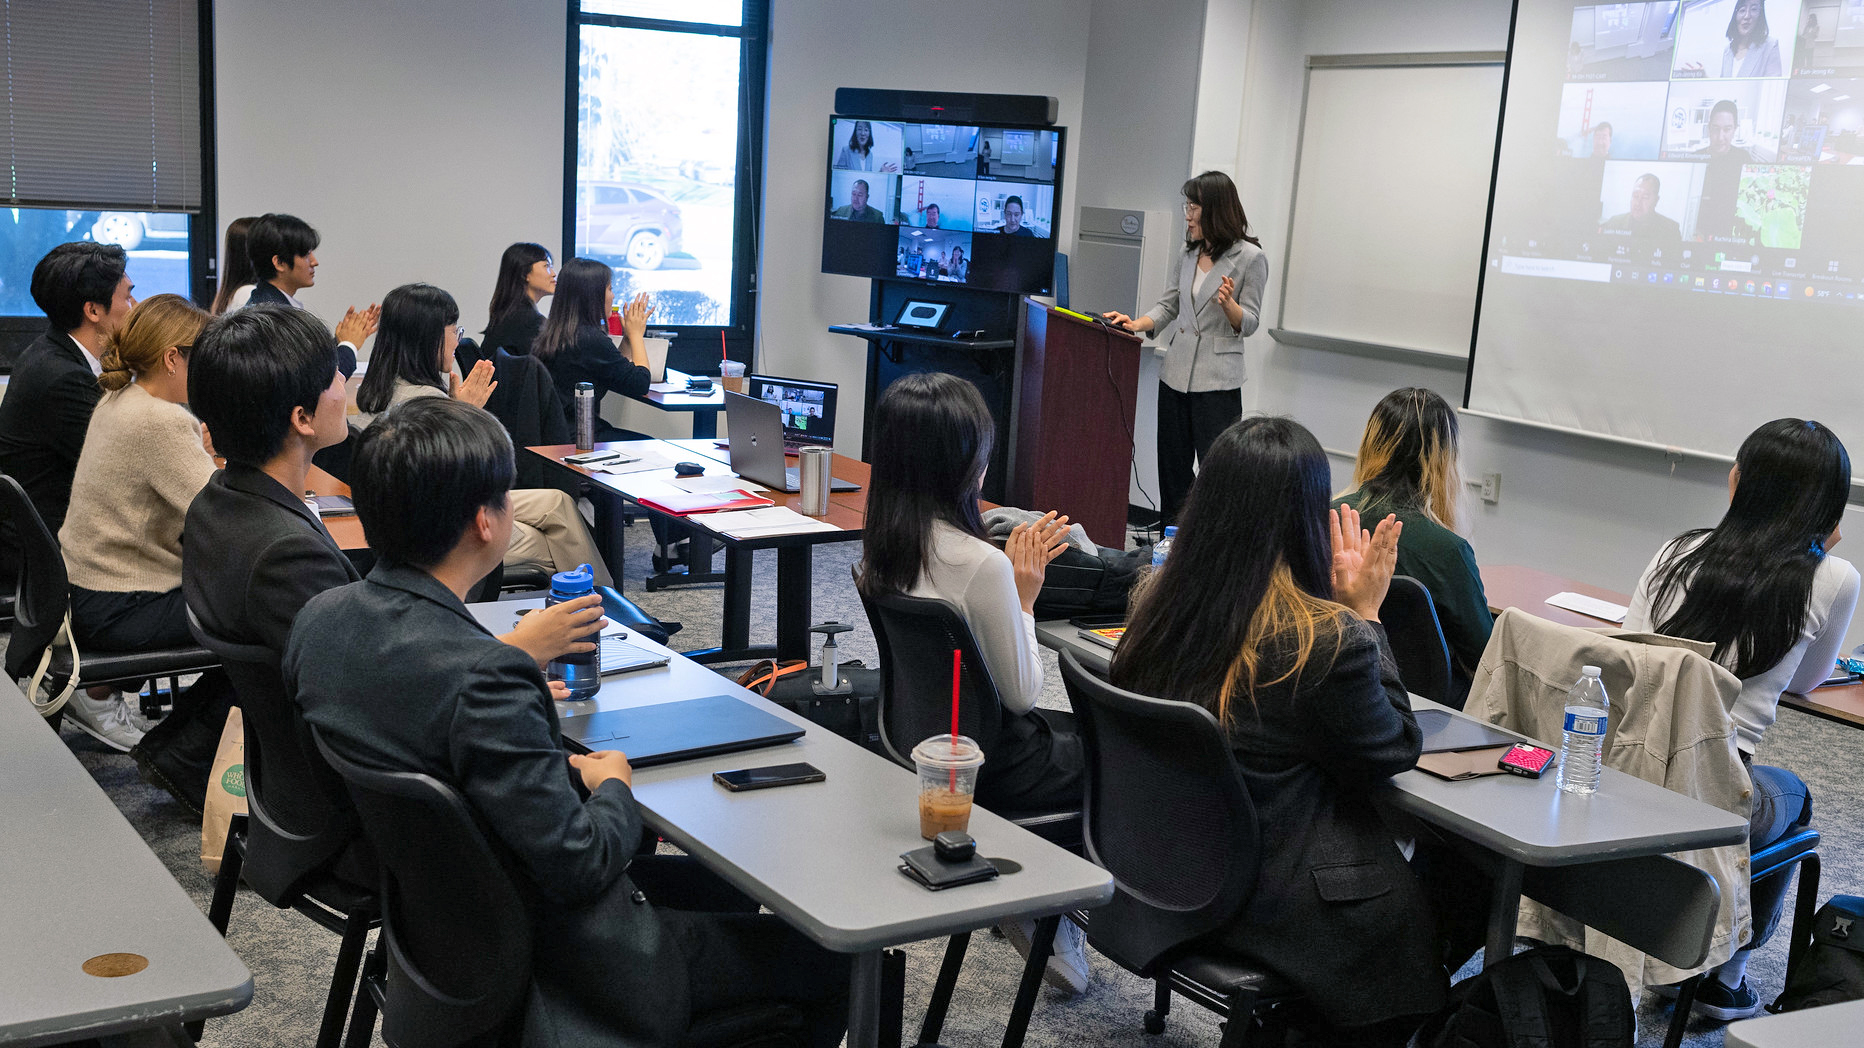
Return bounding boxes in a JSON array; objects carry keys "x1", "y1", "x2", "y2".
[{"x1": 1467, "y1": 0, "x2": 1864, "y2": 458}]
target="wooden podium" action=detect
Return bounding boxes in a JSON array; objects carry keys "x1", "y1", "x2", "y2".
[{"x1": 1009, "y1": 300, "x2": 1143, "y2": 545}]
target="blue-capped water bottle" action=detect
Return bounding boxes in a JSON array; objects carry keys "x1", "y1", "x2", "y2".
[
  {"x1": 545, "y1": 563, "x2": 602, "y2": 700},
  {"x1": 1556, "y1": 665, "x2": 1609, "y2": 795},
  {"x1": 1151, "y1": 525, "x2": 1178, "y2": 570}
]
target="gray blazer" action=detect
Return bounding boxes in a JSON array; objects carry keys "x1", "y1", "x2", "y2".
[{"x1": 1142, "y1": 239, "x2": 1268, "y2": 393}]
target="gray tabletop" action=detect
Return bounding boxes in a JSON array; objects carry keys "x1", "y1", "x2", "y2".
[
  {"x1": 1726, "y1": 998, "x2": 1864, "y2": 1047},
  {"x1": 1034, "y1": 619, "x2": 1750, "y2": 867},
  {"x1": 476, "y1": 601, "x2": 1114, "y2": 952},
  {"x1": 0, "y1": 680, "x2": 252, "y2": 1045}
]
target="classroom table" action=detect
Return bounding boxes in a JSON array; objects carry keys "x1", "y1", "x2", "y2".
[
  {"x1": 470, "y1": 599, "x2": 1114, "y2": 1048},
  {"x1": 528, "y1": 440, "x2": 872, "y2": 664},
  {"x1": 0, "y1": 677, "x2": 252, "y2": 1044},
  {"x1": 1725, "y1": 997, "x2": 1864, "y2": 1047},
  {"x1": 629, "y1": 367, "x2": 726, "y2": 439},
  {"x1": 1481, "y1": 562, "x2": 1864, "y2": 730},
  {"x1": 1033, "y1": 620, "x2": 1750, "y2": 967}
]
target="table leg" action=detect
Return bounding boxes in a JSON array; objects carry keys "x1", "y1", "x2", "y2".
[
  {"x1": 775, "y1": 544, "x2": 814, "y2": 662},
  {"x1": 1484, "y1": 859, "x2": 1526, "y2": 968},
  {"x1": 679, "y1": 546, "x2": 777, "y2": 665},
  {"x1": 590, "y1": 488, "x2": 629, "y2": 574},
  {"x1": 847, "y1": 949, "x2": 884, "y2": 1048},
  {"x1": 691, "y1": 408, "x2": 720, "y2": 440}
]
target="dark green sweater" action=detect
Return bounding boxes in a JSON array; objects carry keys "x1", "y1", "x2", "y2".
[{"x1": 1335, "y1": 490, "x2": 1494, "y2": 683}]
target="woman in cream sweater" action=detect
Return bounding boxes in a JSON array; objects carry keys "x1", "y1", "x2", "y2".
[{"x1": 59, "y1": 294, "x2": 233, "y2": 807}]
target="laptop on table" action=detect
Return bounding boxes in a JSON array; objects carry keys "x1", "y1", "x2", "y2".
[
  {"x1": 558, "y1": 693, "x2": 805, "y2": 764},
  {"x1": 746, "y1": 374, "x2": 839, "y2": 454},
  {"x1": 725, "y1": 391, "x2": 861, "y2": 493}
]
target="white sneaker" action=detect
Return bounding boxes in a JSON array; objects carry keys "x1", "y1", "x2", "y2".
[
  {"x1": 1000, "y1": 918, "x2": 1091, "y2": 996},
  {"x1": 63, "y1": 689, "x2": 148, "y2": 752},
  {"x1": 119, "y1": 691, "x2": 160, "y2": 735}
]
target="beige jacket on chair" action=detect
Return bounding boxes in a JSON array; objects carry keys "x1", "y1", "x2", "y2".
[{"x1": 1467, "y1": 608, "x2": 1751, "y2": 990}]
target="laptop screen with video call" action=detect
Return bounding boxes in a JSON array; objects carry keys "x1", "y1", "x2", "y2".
[{"x1": 746, "y1": 375, "x2": 837, "y2": 449}]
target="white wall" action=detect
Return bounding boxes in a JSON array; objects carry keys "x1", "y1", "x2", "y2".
[
  {"x1": 1222, "y1": 0, "x2": 1864, "y2": 653},
  {"x1": 216, "y1": 0, "x2": 564, "y2": 343}
]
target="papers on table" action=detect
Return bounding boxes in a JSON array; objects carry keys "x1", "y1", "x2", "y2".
[
  {"x1": 1545, "y1": 591, "x2": 1628, "y2": 624},
  {"x1": 592, "y1": 448, "x2": 678, "y2": 474},
  {"x1": 673, "y1": 473, "x2": 766, "y2": 494},
  {"x1": 647, "y1": 381, "x2": 684, "y2": 393},
  {"x1": 702, "y1": 507, "x2": 841, "y2": 539}
]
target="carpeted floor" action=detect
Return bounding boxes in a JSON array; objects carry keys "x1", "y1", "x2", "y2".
[{"x1": 55, "y1": 527, "x2": 1864, "y2": 1047}]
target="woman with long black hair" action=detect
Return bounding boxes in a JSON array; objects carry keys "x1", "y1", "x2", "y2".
[
  {"x1": 533, "y1": 257, "x2": 653, "y2": 441},
  {"x1": 854, "y1": 371, "x2": 1091, "y2": 993},
  {"x1": 356, "y1": 282, "x2": 613, "y2": 585},
  {"x1": 210, "y1": 216, "x2": 260, "y2": 314},
  {"x1": 1625, "y1": 417, "x2": 1857, "y2": 1019},
  {"x1": 1336, "y1": 387, "x2": 1492, "y2": 703},
  {"x1": 482, "y1": 242, "x2": 555, "y2": 356},
  {"x1": 1102, "y1": 170, "x2": 1269, "y2": 526},
  {"x1": 1111, "y1": 416, "x2": 1456, "y2": 1045}
]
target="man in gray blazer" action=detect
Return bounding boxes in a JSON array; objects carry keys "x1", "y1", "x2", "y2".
[{"x1": 285, "y1": 397, "x2": 847, "y2": 1046}]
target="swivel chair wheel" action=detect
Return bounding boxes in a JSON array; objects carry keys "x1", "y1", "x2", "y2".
[{"x1": 1144, "y1": 1009, "x2": 1166, "y2": 1035}]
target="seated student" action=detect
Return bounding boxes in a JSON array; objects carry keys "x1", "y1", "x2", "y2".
[
  {"x1": 285, "y1": 397, "x2": 848, "y2": 1046},
  {"x1": 245, "y1": 212, "x2": 377, "y2": 377},
  {"x1": 532, "y1": 257, "x2": 654, "y2": 440},
  {"x1": 56, "y1": 295, "x2": 234, "y2": 806},
  {"x1": 1624, "y1": 418, "x2": 1857, "y2": 1021},
  {"x1": 209, "y1": 216, "x2": 260, "y2": 314},
  {"x1": 481, "y1": 242, "x2": 555, "y2": 357},
  {"x1": 853, "y1": 371, "x2": 1091, "y2": 993},
  {"x1": 355, "y1": 283, "x2": 615, "y2": 585},
  {"x1": 1111, "y1": 416, "x2": 1451, "y2": 1046},
  {"x1": 183, "y1": 305, "x2": 604, "y2": 872},
  {"x1": 1335, "y1": 387, "x2": 1493, "y2": 706},
  {"x1": 0, "y1": 243, "x2": 133, "y2": 540}
]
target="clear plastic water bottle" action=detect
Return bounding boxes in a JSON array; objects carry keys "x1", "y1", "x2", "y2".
[
  {"x1": 544, "y1": 563, "x2": 602, "y2": 700},
  {"x1": 1557, "y1": 665, "x2": 1610, "y2": 795},
  {"x1": 1152, "y1": 525, "x2": 1178, "y2": 570}
]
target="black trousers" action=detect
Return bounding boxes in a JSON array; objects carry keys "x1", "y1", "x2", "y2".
[
  {"x1": 69, "y1": 585, "x2": 236, "y2": 808},
  {"x1": 1156, "y1": 382, "x2": 1242, "y2": 526}
]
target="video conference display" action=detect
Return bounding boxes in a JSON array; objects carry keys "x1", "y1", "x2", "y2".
[
  {"x1": 820, "y1": 117, "x2": 1065, "y2": 294},
  {"x1": 1492, "y1": 0, "x2": 1864, "y2": 301}
]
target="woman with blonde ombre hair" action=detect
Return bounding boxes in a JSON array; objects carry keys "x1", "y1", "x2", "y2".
[
  {"x1": 58, "y1": 294, "x2": 235, "y2": 808},
  {"x1": 1335, "y1": 387, "x2": 1491, "y2": 705},
  {"x1": 1110, "y1": 416, "x2": 1461, "y2": 1045}
]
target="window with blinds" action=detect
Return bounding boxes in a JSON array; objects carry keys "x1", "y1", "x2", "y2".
[{"x1": 0, "y1": 0, "x2": 211, "y2": 329}]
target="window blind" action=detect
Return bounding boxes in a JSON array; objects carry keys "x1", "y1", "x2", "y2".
[{"x1": 0, "y1": 0, "x2": 202, "y2": 211}]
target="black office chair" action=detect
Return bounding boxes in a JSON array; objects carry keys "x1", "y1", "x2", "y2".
[
  {"x1": 1378, "y1": 575, "x2": 1454, "y2": 707},
  {"x1": 859, "y1": 588, "x2": 1083, "y2": 1048},
  {"x1": 313, "y1": 728, "x2": 532, "y2": 1048},
  {"x1": 188, "y1": 608, "x2": 381, "y2": 1048},
  {"x1": 1059, "y1": 650, "x2": 1298, "y2": 1047},
  {"x1": 0, "y1": 473, "x2": 218, "y2": 720}
]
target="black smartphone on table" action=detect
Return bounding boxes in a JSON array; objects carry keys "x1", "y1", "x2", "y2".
[{"x1": 713, "y1": 762, "x2": 826, "y2": 792}]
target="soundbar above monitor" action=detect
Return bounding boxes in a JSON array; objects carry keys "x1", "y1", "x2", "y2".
[{"x1": 820, "y1": 114, "x2": 1066, "y2": 295}]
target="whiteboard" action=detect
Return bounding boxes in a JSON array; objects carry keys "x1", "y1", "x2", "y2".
[{"x1": 1278, "y1": 56, "x2": 1505, "y2": 359}]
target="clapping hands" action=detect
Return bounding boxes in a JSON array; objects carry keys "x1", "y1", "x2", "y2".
[
  {"x1": 1329, "y1": 505, "x2": 1401, "y2": 622},
  {"x1": 1007, "y1": 511, "x2": 1073, "y2": 613}
]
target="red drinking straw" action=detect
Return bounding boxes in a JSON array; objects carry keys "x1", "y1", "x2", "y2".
[
  {"x1": 720, "y1": 330, "x2": 728, "y2": 364},
  {"x1": 950, "y1": 648, "x2": 961, "y2": 790}
]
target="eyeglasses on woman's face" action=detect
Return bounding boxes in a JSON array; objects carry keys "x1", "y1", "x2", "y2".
[{"x1": 1182, "y1": 202, "x2": 1202, "y2": 217}]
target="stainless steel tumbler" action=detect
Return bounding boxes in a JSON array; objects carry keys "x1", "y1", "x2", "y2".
[{"x1": 798, "y1": 446, "x2": 832, "y2": 517}]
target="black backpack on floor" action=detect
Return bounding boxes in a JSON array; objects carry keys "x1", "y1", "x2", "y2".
[
  {"x1": 1419, "y1": 945, "x2": 1634, "y2": 1048},
  {"x1": 1773, "y1": 895, "x2": 1864, "y2": 1013}
]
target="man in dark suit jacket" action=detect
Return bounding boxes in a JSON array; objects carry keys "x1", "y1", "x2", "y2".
[
  {"x1": 284, "y1": 397, "x2": 847, "y2": 1047},
  {"x1": 182, "y1": 308, "x2": 605, "y2": 867},
  {"x1": 244, "y1": 212, "x2": 375, "y2": 377},
  {"x1": 0, "y1": 242, "x2": 133, "y2": 537}
]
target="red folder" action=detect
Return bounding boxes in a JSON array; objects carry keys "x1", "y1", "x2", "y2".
[{"x1": 634, "y1": 489, "x2": 775, "y2": 516}]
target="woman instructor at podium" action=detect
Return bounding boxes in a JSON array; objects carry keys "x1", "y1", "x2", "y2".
[{"x1": 1103, "y1": 170, "x2": 1268, "y2": 527}]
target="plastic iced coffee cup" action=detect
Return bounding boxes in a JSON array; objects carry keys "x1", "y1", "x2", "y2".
[{"x1": 911, "y1": 734, "x2": 985, "y2": 840}]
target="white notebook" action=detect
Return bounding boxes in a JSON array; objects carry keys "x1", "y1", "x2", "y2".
[{"x1": 1545, "y1": 591, "x2": 1628, "y2": 624}]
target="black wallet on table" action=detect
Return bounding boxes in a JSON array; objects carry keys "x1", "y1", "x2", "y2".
[{"x1": 898, "y1": 845, "x2": 1000, "y2": 890}]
